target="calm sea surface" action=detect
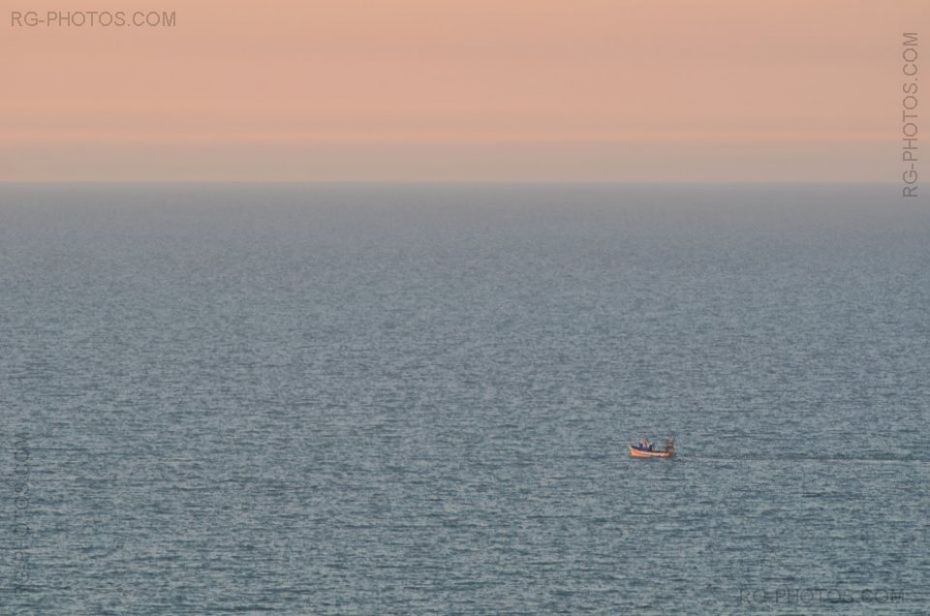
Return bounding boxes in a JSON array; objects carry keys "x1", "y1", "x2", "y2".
[{"x1": 1, "y1": 183, "x2": 928, "y2": 614}]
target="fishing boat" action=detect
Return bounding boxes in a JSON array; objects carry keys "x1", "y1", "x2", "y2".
[{"x1": 629, "y1": 439, "x2": 675, "y2": 459}]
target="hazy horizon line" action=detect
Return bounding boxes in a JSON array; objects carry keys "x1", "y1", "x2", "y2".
[{"x1": 0, "y1": 180, "x2": 901, "y2": 186}]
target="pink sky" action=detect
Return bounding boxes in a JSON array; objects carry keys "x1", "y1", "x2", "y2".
[{"x1": 2, "y1": 0, "x2": 926, "y2": 181}]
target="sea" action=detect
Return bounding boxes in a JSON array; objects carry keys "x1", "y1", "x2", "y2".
[{"x1": 1, "y1": 183, "x2": 928, "y2": 614}]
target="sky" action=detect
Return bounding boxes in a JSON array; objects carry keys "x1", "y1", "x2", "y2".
[{"x1": 1, "y1": 0, "x2": 927, "y2": 181}]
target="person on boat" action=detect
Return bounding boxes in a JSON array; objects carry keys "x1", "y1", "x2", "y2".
[{"x1": 640, "y1": 437, "x2": 653, "y2": 451}]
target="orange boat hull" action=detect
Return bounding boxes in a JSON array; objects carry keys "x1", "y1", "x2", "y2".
[{"x1": 629, "y1": 446, "x2": 674, "y2": 459}]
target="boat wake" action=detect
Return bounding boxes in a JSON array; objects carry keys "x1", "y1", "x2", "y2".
[{"x1": 684, "y1": 455, "x2": 930, "y2": 464}]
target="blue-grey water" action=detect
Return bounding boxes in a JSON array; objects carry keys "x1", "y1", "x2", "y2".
[{"x1": 1, "y1": 183, "x2": 928, "y2": 614}]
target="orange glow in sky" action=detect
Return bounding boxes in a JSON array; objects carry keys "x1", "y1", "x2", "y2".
[{"x1": 2, "y1": 0, "x2": 927, "y2": 181}]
